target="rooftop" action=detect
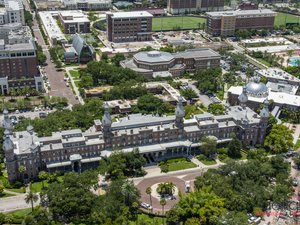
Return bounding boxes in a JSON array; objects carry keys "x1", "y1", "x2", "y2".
[
  {"x1": 107, "y1": 11, "x2": 153, "y2": 19},
  {"x1": 59, "y1": 10, "x2": 89, "y2": 23},
  {"x1": 255, "y1": 68, "x2": 300, "y2": 83},
  {"x1": 174, "y1": 48, "x2": 221, "y2": 59},
  {"x1": 228, "y1": 86, "x2": 300, "y2": 107},
  {"x1": 207, "y1": 9, "x2": 276, "y2": 17},
  {"x1": 5, "y1": 0, "x2": 23, "y2": 11}
]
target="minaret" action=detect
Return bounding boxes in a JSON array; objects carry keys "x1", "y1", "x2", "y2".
[
  {"x1": 2, "y1": 109, "x2": 12, "y2": 134},
  {"x1": 175, "y1": 96, "x2": 185, "y2": 129},
  {"x1": 238, "y1": 86, "x2": 248, "y2": 109},
  {"x1": 3, "y1": 129, "x2": 17, "y2": 183},
  {"x1": 102, "y1": 103, "x2": 112, "y2": 147},
  {"x1": 258, "y1": 99, "x2": 270, "y2": 144}
]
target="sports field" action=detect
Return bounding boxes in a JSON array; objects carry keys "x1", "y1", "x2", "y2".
[
  {"x1": 152, "y1": 16, "x2": 207, "y2": 31},
  {"x1": 275, "y1": 12, "x2": 300, "y2": 26}
]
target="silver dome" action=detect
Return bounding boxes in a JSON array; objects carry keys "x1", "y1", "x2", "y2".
[{"x1": 245, "y1": 82, "x2": 268, "y2": 97}]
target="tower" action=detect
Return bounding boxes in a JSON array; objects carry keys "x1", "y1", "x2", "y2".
[
  {"x1": 258, "y1": 99, "x2": 270, "y2": 144},
  {"x1": 102, "y1": 102, "x2": 112, "y2": 147},
  {"x1": 175, "y1": 96, "x2": 185, "y2": 129},
  {"x1": 2, "y1": 109, "x2": 12, "y2": 134},
  {"x1": 3, "y1": 129, "x2": 17, "y2": 183},
  {"x1": 238, "y1": 86, "x2": 248, "y2": 108}
]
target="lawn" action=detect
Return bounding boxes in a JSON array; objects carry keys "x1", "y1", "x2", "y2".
[
  {"x1": 256, "y1": 58, "x2": 271, "y2": 67},
  {"x1": 196, "y1": 154, "x2": 217, "y2": 166},
  {"x1": 30, "y1": 181, "x2": 48, "y2": 193},
  {"x1": 152, "y1": 16, "x2": 206, "y2": 31},
  {"x1": 275, "y1": 12, "x2": 300, "y2": 27},
  {"x1": 160, "y1": 157, "x2": 197, "y2": 172},
  {"x1": 7, "y1": 208, "x2": 32, "y2": 224}
]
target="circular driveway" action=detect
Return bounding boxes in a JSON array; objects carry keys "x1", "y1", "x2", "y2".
[{"x1": 136, "y1": 176, "x2": 185, "y2": 214}]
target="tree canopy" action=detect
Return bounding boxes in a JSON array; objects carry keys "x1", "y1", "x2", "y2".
[
  {"x1": 264, "y1": 124, "x2": 294, "y2": 154},
  {"x1": 195, "y1": 68, "x2": 222, "y2": 94}
]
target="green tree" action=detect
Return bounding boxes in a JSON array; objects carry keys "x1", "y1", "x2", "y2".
[
  {"x1": 201, "y1": 136, "x2": 217, "y2": 159},
  {"x1": 166, "y1": 190, "x2": 226, "y2": 224},
  {"x1": 180, "y1": 89, "x2": 197, "y2": 100},
  {"x1": 156, "y1": 182, "x2": 175, "y2": 197},
  {"x1": 264, "y1": 124, "x2": 293, "y2": 154},
  {"x1": 121, "y1": 180, "x2": 138, "y2": 207},
  {"x1": 25, "y1": 191, "x2": 39, "y2": 212},
  {"x1": 111, "y1": 53, "x2": 125, "y2": 67},
  {"x1": 227, "y1": 137, "x2": 242, "y2": 159},
  {"x1": 208, "y1": 103, "x2": 225, "y2": 115},
  {"x1": 134, "y1": 94, "x2": 171, "y2": 115}
]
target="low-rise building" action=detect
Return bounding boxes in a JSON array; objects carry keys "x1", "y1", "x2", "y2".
[
  {"x1": 64, "y1": 34, "x2": 95, "y2": 63},
  {"x1": 106, "y1": 11, "x2": 153, "y2": 43},
  {"x1": 3, "y1": 91, "x2": 269, "y2": 183},
  {"x1": 121, "y1": 48, "x2": 221, "y2": 78},
  {"x1": 206, "y1": 9, "x2": 276, "y2": 36},
  {"x1": 58, "y1": 10, "x2": 90, "y2": 34},
  {"x1": 63, "y1": 0, "x2": 112, "y2": 10}
]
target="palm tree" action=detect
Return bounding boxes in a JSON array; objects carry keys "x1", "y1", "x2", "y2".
[
  {"x1": 25, "y1": 191, "x2": 39, "y2": 212},
  {"x1": 146, "y1": 186, "x2": 152, "y2": 210},
  {"x1": 160, "y1": 198, "x2": 166, "y2": 216},
  {"x1": 121, "y1": 180, "x2": 137, "y2": 207}
]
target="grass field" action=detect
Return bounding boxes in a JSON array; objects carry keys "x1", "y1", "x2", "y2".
[
  {"x1": 160, "y1": 158, "x2": 197, "y2": 172},
  {"x1": 129, "y1": 213, "x2": 164, "y2": 225},
  {"x1": 152, "y1": 16, "x2": 206, "y2": 31},
  {"x1": 275, "y1": 12, "x2": 300, "y2": 26},
  {"x1": 0, "y1": 192, "x2": 15, "y2": 198}
]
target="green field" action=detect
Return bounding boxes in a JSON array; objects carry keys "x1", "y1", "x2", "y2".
[
  {"x1": 275, "y1": 12, "x2": 300, "y2": 26},
  {"x1": 152, "y1": 16, "x2": 206, "y2": 31}
]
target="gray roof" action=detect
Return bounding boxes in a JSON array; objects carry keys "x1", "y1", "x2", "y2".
[
  {"x1": 206, "y1": 9, "x2": 276, "y2": 17},
  {"x1": 174, "y1": 48, "x2": 220, "y2": 59},
  {"x1": 134, "y1": 51, "x2": 174, "y2": 63},
  {"x1": 71, "y1": 34, "x2": 94, "y2": 56},
  {"x1": 112, "y1": 114, "x2": 176, "y2": 130}
]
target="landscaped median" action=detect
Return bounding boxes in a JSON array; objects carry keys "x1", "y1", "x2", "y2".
[{"x1": 159, "y1": 157, "x2": 197, "y2": 173}]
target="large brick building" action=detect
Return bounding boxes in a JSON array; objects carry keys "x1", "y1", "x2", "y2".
[
  {"x1": 207, "y1": 9, "x2": 276, "y2": 36},
  {"x1": 0, "y1": 39, "x2": 43, "y2": 94},
  {"x1": 3, "y1": 91, "x2": 269, "y2": 183},
  {"x1": 106, "y1": 11, "x2": 153, "y2": 43},
  {"x1": 167, "y1": 0, "x2": 224, "y2": 15}
]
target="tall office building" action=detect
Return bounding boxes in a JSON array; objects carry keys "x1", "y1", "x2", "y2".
[{"x1": 106, "y1": 11, "x2": 153, "y2": 43}]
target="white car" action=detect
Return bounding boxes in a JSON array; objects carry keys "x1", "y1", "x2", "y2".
[{"x1": 140, "y1": 202, "x2": 152, "y2": 210}]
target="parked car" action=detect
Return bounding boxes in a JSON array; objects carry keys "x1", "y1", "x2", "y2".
[
  {"x1": 140, "y1": 202, "x2": 152, "y2": 210},
  {"x1": 293, "y1": 178, "x2": 298, "y2": 187},
  {"x1": 39, "y1": 112, "x2": 47, "y2": 118},
  {"x1": 18, "y1": 115, "x2": 25, "y2": 121}
]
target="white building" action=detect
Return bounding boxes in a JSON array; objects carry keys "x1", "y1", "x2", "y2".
[{"x1": 0, "y1": 0, "x2": 25, "y2": 25}]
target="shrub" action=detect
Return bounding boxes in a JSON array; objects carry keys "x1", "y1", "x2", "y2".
[
  {"x1": 218, "y1": 154, "x2": 227, "y2": 162},
  {"x1": 217, "y1": 148, "x2": 228, "y2": 155},
  {"x1": 160, "y1": 164, "x2": 169, "y2": 173}
]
